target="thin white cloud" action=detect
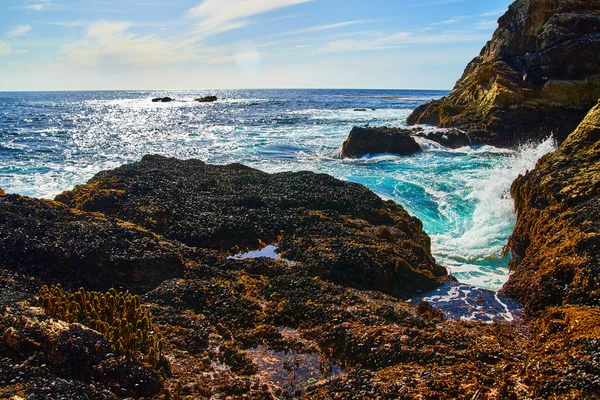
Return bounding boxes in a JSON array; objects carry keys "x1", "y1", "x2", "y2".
[
  {"x1": 7, "y1": 25, "x2": 32, "y2": 38},
  {"x1": 188, "y1": 0, "x2": 313, "y2": 37},
  {"x1": 481, "y1": 9, "x2": 505, "y2": 17},
  {"x1": 313, "y1": 31, "x2": 490, "y2": 54},
  {"x1": 0, "y1": 41, "x2": 12, "y2": 55},
  {"x1": 26, "y1": 0, "x2": 51, "y2": 11},
  {"x1": 429, "y1": 18, "x2": 460, "y2": 26},
  {"x1": 49, "y1": 21, "x2": 87, "y2": 27},
  {"x1": 61, "y1": 21, "x2": 195, "y2": 69},
  {"x1": 273, "y1": 20, "x2": 373, "y2": 37},
  {"x1": 473, "y1": 20, "x2": 498, "y2": 30}
]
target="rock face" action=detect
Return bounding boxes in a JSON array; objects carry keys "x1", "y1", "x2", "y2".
[
  {"x1": 407, "y1": 0, "x2": 600, "y2": 147},
  {"x1": 55, "y1": 155, "x2": 448, "y2": 297},
  {"x1": 0, "y1": 195, "x2": 191, "y2": 293},
  {"x1": 502, "y1": 100, "x2": 600, "y2": 314},
  {"x1": 195, "y1": 95, "x2": 217, "y2": 102},
  {"x1": 341, "y1": 126, "x2": 421, "y2": 158}
]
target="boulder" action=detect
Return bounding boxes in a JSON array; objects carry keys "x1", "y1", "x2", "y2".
[
  {"x1": 195, "y1": 96, "x2": 217, "y2": 103},
  {"x1": 55, "y1": 155, "x2": 449, "y2": 297},
  {"x1": 0, "y1": 188, "x2": 5, "y2": 196},
  {"x1": 502, "y1": 100, "x2": 600, "y2": 314},
  {"x1": 341, "y1": 126, "x2": 421, "y2": 158},
  {"x1": 407, "y1": 0, "x2": 600, "y2": 147}
]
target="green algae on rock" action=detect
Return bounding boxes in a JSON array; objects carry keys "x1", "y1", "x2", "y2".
[{"x1": 407, "y1": 0, "x2": 600, "y2": 148}]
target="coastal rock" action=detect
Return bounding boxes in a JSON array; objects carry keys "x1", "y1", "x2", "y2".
[
  {"x1": 407, "y1": 0, "x2": 600, "y2": 147},
  {"x1": 151, "y1": 97, "x2": 173, "y2": 103},
  {"x1": 502, "y1": 100, "x2": 600, "y2": 314},
  {"x1": 341, "y1": 126, "x2": 421, "y2": 158},
  {"x1": 2, "y1": 153, "x2": 600, "y2": 398},
  {"x1": 195, "y1": 95, "x2": 217, "y2": 103},
  {"x1": 412, "y1": 128, "x2": 472, "y2": 149},
  {"x1": 0, "y1": 194, "x2": 191, "y2": 292},
  {"x1": 0, "y1": 188, "x2": 5, "y2": 196},
  {"x1": 55, "y1": 155, "x2": 449, "y2": 297}
]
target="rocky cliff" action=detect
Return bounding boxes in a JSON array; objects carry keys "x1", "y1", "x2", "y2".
[
  {"x1": 502, "y1": 100, "x2": 600, "y2": 314},
  {"x1": 407, "y1": 0, "x2": 600, "y2": 147}
]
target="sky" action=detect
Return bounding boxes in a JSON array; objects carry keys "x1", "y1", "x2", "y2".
[{"x1": 0, "y1": 0, "x2": 513, "y2": 91}]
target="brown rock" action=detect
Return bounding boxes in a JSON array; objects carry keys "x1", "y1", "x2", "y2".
[
  {"x1": 341, "y1": 126, "x2": 421, "y2": 158},
  {"x1": 55, "y1": 155, "x2": 449, "y2": 297},
  {"x1": 502, "y1": 100, "x2": 600, "y2": 314},
  {"x1": 407, "y1": 0, "x2": 600, "y2": 147},
  {"x1": 0, "y1": 194, "x2": 191, "y2": 292},
  {"x1": 0, "y1": 188, "x2": 5, "y2": 196}
]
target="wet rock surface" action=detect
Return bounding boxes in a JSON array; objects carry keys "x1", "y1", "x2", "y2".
[
  {"x1": 1, "y1": 151, "x2": 599, "y2": 398},
  {"x1": 341, "y1": 126, "x2": 421, "y2": 158},
  {"x1": 0, "y1": 195, "x2": 192, "y2": 293},
  {"x1": 407, "y1": 0, "x2": 600, "y2": 148},
  {"x1": 503, "y1": 100, "x2": 600, "y2": 314},
  {"x1": 55, "y1": 155, "x2": 448, "y2": 297}
]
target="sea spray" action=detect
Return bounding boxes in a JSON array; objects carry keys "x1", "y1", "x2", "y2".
[{"x1": 429, "y1": 137, "x2": 557, "y2": 290}]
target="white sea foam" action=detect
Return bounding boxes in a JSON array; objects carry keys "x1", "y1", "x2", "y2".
[{"x1": 429, "y1": 137, "x2": 556, "y2": 290}]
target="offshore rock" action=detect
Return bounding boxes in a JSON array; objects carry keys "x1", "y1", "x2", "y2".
[
  {"x1": 502, "y1": 100, "x2": 600, "y2": 314},
  {"x1": 341, "y1": 126, "x2": 421, "y2": 158},
  {"x1": 407, "y1": 0, "x2": 600, "y2": 147},
  {"x1": 55, "y1": 155, "x2": 449, "y2": 297},
  {"x1": 151, "y1": 97, "x2": 173, "y2": 103},
  {"x1": 195, "y1": 95, "x2": 217, "y2": 102}
]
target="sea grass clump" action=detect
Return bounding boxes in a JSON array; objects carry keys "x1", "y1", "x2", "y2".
[{"x1": 38, "y1": 284, "x2": 167, "y2": 370}]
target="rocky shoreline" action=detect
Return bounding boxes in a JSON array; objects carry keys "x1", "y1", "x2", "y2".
[
  {"x1": 1, "y1": 99, "x2": 600, "y2": 398},
  {"x1": 1, "y1": 0, "x2": 600, "y2": 398}
]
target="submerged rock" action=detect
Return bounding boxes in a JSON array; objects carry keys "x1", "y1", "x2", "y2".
[
  {"x1": 55, "y1": 155, "x2": 449, "y2": 297},
  {"x1": 503, "y1": 100, "x2": 600, "y2": 314},
  {"x1": 407, "y1": 0, "x2": 600, "y2": 147},
  {"x1": 195, "y1": 95, "x2": 217, "y2": 103},
  {"x1": 341, "y1": 126, "x2": 421, "y2": 158}
]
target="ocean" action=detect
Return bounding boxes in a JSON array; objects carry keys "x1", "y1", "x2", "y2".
[{"x1": 0, "y1": 89, "x2": 555, "y2": 292}]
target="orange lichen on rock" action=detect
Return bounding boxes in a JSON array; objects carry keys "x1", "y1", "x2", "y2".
[
  {"x1": 407, "y1": 0, "x2": 600, "y2": 147},
  {"x1": 503, "y1": 100, "x2": 600, "y2": 314}
]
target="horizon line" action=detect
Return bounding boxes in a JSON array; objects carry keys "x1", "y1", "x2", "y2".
[{"x1": 0, "y1": 87, "x2": 452, "y2": 93}]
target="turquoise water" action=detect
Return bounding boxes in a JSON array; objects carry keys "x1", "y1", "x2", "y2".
[{"x1": 0, "y1": 89, "x2": 555, "y2": 290}]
